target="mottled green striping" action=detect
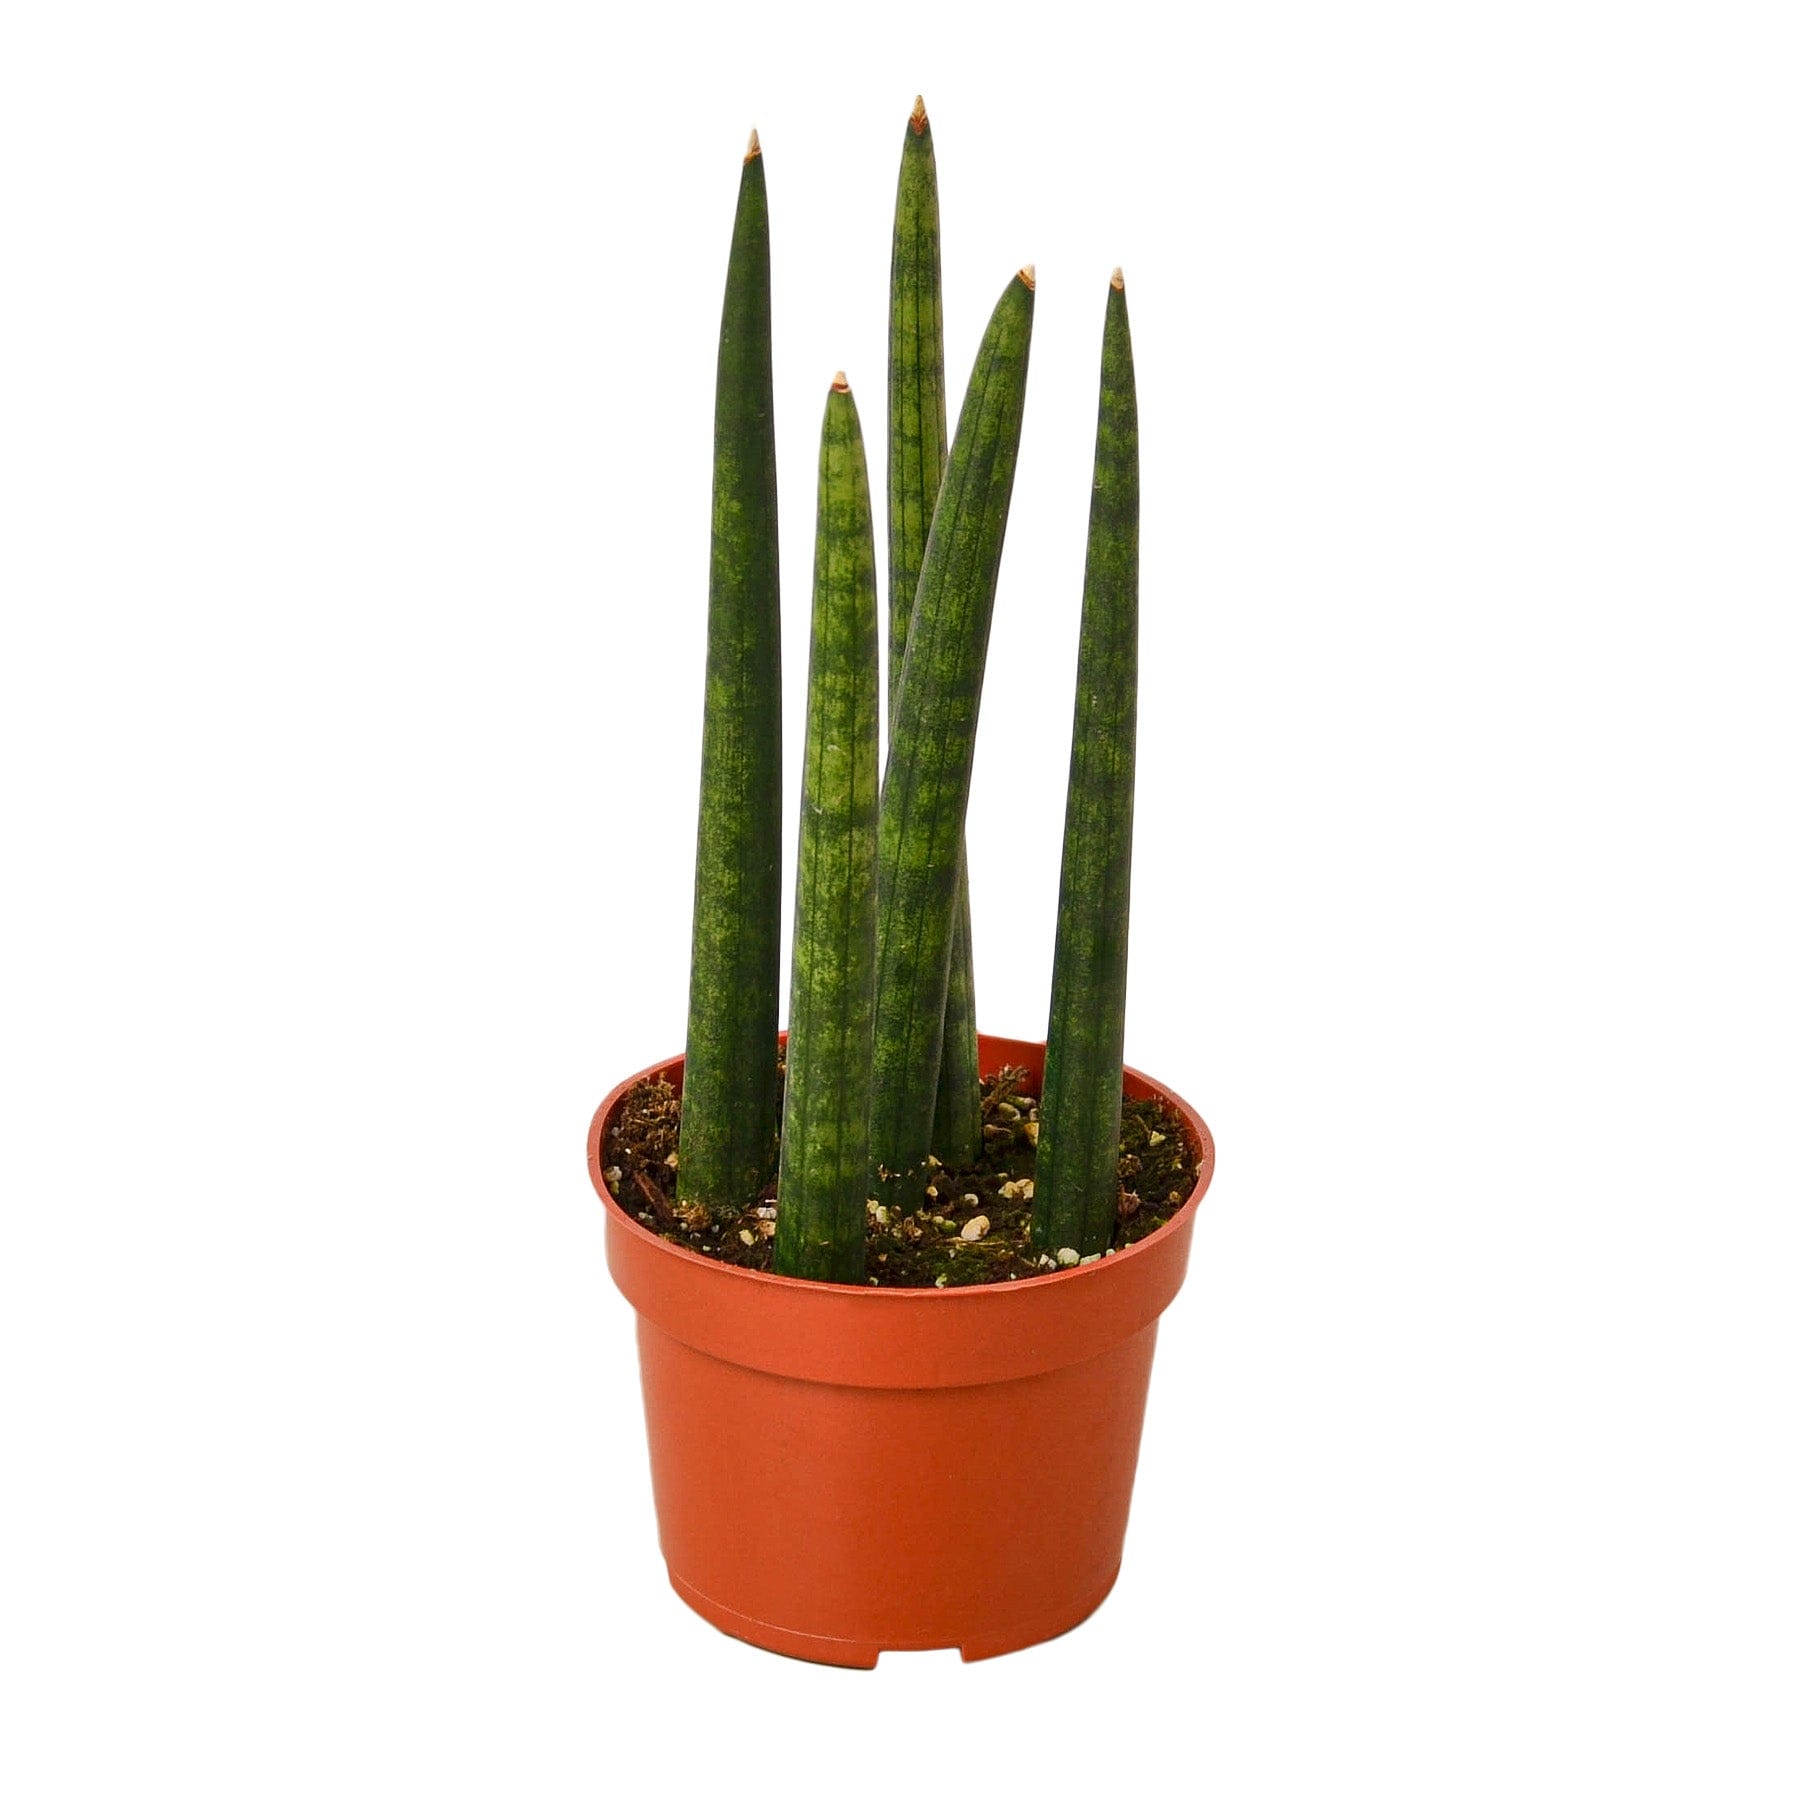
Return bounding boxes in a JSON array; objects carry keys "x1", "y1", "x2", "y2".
[
  {"x1": 775, "y1": 383, "x2": 880, "y2": 1283},
  {"x1": 871, "y1": 272, "x2": 1034, "y2": 1209},
  {"x1": 932, "y1": 860, "x2": 981, "y2": 1158},
  {"x1": 885, "y1": 101, "x2": 983, "y2": 1166},
  {"x1": 1034, "y1": 278, "x2": 1139, "y2": 1256},
  {"x1": 678, "y1": 146, "x2": 782, "y2": 1213},
  {"x1": 885, "y1": 106, "x2": 946, "y2": 690}
]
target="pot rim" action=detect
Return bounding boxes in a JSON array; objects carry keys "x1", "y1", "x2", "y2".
[{"x1": 587, "y1": 1031, "x2": 1214, "y2": 1304}]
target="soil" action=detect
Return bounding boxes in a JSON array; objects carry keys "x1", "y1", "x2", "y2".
[{"x1": 599, "y1": 1061, "x2": 1202, "y2": 1287}]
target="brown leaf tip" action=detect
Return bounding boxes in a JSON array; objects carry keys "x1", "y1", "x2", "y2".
[
  {"x1": 1018, "y1": 263, "x2": 1036, "y2": 290},
  {"x1": 744, "y1": 127, "x2": 761, "y2": 162},
  {"x1": 831, "y1": 370, "x2": 851, "y2": 393},
  {"x1": 1110, "y1": 266, "x2": 1125, "y2": 292},
  {"x1": 910, "y1": 94, "x2": 929, "y2": 134}
]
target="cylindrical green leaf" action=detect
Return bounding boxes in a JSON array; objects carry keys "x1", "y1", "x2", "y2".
[
  {"x1": 1034, "y1": 273, "x2": 1139, "y2": 1256},
  {"x1": 678, "y1": 135, "x2": 782, "y2": 1213},
  {"x1": 776, "y1": 378, "x2": 880, "y2": 1283},
  {"x1": 885, "y1": 96, "x2": 984, "y2": 1168},
  {"x1": 886, "y1": 97, "x2": 947, "y2": 700},
  {"x1": 871, "y1": 269, "x2": 1035, "y2": 1210},
  {"x1": 932, "y1": 862, "x2": 980, "y2": 1161}
]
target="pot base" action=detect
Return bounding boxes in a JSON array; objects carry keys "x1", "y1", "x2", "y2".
[{"x1": 667, "y1": 1562, "x2": 1121, "y2": 1666}]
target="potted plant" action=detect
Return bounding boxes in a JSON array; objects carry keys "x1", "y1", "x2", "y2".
[{"x1": 587, "y1": 99, "x2": 1215, "y2": 1666}]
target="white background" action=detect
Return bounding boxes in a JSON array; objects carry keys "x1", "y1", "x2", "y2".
[{"x1": 3, "y1": 1, "x2": 1796, "y2": 1793}]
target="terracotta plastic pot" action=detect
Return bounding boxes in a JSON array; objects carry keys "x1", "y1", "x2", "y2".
[{"x1": 588, "y1": 1032, "x2": 1214, "y2": 1666}]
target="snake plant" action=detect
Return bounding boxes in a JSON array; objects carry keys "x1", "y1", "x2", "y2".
[
  {"x1": 888, "y1": 96, "x2": 983, "y2": 1168},
  {"x1": 774, "y1": 376, "x2": 880, "y2": 1281},
  {"x1": 677, "y1": 129, "x2": 782, "y2": 1216},
  {"x1": 678, "y1": 109, "x2": 1146, "y2": 1279},
  {"x1": 1034, "y1": 272, "x2": 1139, "y2": 1256},
  {"x1": 869, "y1": 268, "x2": 1035, "y2": 1211}
]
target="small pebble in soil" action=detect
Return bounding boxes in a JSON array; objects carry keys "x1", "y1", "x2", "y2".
[{"x1": 960, "y1": 1215, "x2": 990, "y2": 1241}]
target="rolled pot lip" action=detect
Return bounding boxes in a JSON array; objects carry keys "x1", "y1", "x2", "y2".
[{"x1": 587, "y1": 1031, "x2": 1215, "y2": 1302}]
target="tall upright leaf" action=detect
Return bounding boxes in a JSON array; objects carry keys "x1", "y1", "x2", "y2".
[
  {"x1": 887, "y1": 94, "x2": 982, "y2": 1166},
  {"x1": 678, "y1": 131, "x2": 782, "y2": 1211},
  {"x1": 775, "y1": 377, "x2": 880, "y2": 1283},
  {"x1": 1034, "y1": 272, "x2": 1139, "y2": 1256},
  {"x1": 870, "y1": 269, "x2": 1034, "y2": 1210}
]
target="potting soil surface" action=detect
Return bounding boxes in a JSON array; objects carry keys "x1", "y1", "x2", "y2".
[{"x1": 600, "y1": 1062, "x2": 1202, "y2": 1287}]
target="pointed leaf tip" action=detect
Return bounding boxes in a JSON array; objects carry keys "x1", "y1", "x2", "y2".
[
  {"x1": 1110, "y1": 266, "x2": 1125, "y2": 291},
  {"x1": 831, "y1": 370, "x2": 851, "y2": 393},
  {"x1": 910, "y1": 95, "x2": 928, "y2": 133},
  {"x1": 745, "y1": 127, "x2": 761, "y2": 161},
  {"x1": 1018, "y1": 264, "x2": 1036, "y2": 290}
]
